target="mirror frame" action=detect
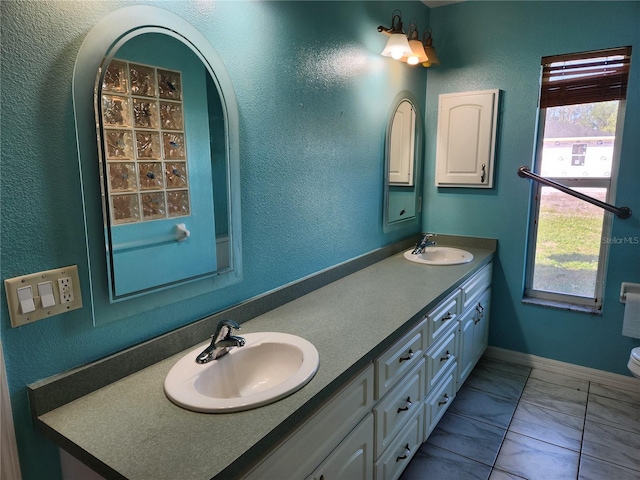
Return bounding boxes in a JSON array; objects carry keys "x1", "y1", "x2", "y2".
[
  {"x1": 383, "y1": 91, "x2": 423, "y2": 232},
  {"x1": 73, "y1": 6, "x2": 242, "y2": 325}
]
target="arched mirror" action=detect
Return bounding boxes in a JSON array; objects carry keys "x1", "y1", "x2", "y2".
[
  {"x1": 383, "y1": 91, "x2": 423, "y2": 230},
  {"x1": 73, "y1": 6, "x2": 241, "y2": 325}
]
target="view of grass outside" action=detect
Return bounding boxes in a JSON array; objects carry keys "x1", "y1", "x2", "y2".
[{"x1": 532, "y1": 187, "x2": 606, "y2": 297}]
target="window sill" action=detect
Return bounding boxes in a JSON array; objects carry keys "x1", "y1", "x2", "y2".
[{"x1": 521, "y1": 296, "x2": 602, "y2": 315}]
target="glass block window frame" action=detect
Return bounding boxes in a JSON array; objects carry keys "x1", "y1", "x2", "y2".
[{"x1": 100, "y1": 59, "x2": 191, "y2": 224}]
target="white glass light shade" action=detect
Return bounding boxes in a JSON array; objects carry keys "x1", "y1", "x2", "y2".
[
  {"x1": 381, "y1": 34, "x2": 412, "y2": 60},
  {"x1": 406, "y1": 39, "x2": 428, "y2": 65}
]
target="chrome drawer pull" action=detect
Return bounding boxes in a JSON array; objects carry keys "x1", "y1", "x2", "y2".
[
  {"x1": 399, "y1": 349, "x2": 414, "y2": 362},
  {"x1": 397, "y1": 396, "x2": 412, "y2": 413},
  {"x1": 440, "y1": 351, "x2": 451, "y2": 362},
  {"x1": 395, "y1": 444, "x2": 411, "y2": 462},
  {"x1": 438, "y1": 393, "x2": 450, "y2": 406},
  {"x1": 441, "y1": 312, "x2": 452, "y2": 322}
]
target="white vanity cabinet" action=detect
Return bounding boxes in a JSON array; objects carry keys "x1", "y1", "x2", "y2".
[
  {"x1": 244, "y1": 262, "x2": 493, "y2": 480},
  {"x1": 457, "y1": 263, "x2": 492, "y2": 388}
]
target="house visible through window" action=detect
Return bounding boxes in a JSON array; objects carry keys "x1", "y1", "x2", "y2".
[
  {"x1": 571, "y1": 143, "x2": 587, "y2": 166},
  {"x1": 524, "y1": 46, "x2": 631, "y2": 311}
]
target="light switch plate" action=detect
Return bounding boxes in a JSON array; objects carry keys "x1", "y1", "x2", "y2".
[{"x1": 4, "y1": 265, "x2": 82, "y2": 327}]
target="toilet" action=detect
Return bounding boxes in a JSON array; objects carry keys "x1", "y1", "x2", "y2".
[{"x1": 628, "y1": 347, "x2": 640, "y2": 378}]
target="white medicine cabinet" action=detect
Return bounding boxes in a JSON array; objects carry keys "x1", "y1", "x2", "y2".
[{"x1": 435, "y1": 89, "x2": 500, "y2": 188}]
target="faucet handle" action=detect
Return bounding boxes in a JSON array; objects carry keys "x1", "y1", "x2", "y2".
[
  {"x1": 214, "y1": 319, "x2": 241, "y2": 342},
  {"x1": 217, "y1": 319, "x2": 241, "y2": 331}
]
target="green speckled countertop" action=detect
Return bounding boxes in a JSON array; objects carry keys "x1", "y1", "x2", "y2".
[{"x1": 37, "y1": 241, "x2": 494, "y2": 479}]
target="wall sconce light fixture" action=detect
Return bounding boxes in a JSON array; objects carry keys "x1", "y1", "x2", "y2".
[
  {"x1": 378, "y1": 12, "x2": 440, "y2": 67},
  {"x1": 377, "y1": 10, "x2": 412, "y2": 60}
]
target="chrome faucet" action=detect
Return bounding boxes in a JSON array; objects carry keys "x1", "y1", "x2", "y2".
[
  {"x1": 195, "y1": 319, "x2": 245, "y2": 364},
  {"x1": 412, "y1": 233, "x2": 437, "y2": 254}
]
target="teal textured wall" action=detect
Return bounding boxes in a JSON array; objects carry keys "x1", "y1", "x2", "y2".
[
  {"x1": 0, "y1": 1, "x2": 428, "y2": 478},
  {"x1": 424, "y1": 2, "x2": 640, "y2": 373}
]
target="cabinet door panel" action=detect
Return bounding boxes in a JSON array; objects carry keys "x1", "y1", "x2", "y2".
[
  {"x1": 473, "y1": 288, "x2": 491, "y2": 361},
  {"x1": 310, "y1": 414, "x2": 374, "y2": 480},
  {"x1": 457, "y1": 312, "x2": 476, "y2": 388},
  {"x1": 436, "y1": 90, "x2": 499, "y2": 188},
  {"x1": 244, "y1": 366, "x2": 374, "y2": 480}
]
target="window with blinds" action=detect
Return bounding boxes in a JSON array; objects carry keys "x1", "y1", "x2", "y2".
[
  {"x1": 540, "y1": 46, "x2": 631, "y2": 108},
  {"x1": 524, "y1": 46, "x2": 632, "y2": 312}
]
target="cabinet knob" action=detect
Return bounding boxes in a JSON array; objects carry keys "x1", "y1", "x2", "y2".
[
  {"x1": 397, "y1": 396, "x2": 412, "y2": 413},
  {"x1": 438, "y1": 393, "x2": 450, "y2": 406},
  {"x1": 399, "y1": 349, "x2": 414, "y2": 362},
  {"x1": 440, "y1": 351, "x2": 452, "y2": 362},
  {"x1": 441, "y1": 312, "x2": 452, "y2": 322},
  {"x1": 395, "y1": 444, "x2": 411, "y2": 462}
]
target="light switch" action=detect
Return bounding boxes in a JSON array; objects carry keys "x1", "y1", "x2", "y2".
[
  {"x1": 4, "y1": 265, "x2": 82, "y2": 327},
  {"x1": 17, "y1": 286, "x2": 36, "y2": 314},
  {"x1": 38, "y1": 281, "x2": 56, "y2": 308}
]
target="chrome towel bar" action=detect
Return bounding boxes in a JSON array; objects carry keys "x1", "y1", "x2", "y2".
[{"x1": 517, "y1": 166, "x2": 632, "y2": 219}]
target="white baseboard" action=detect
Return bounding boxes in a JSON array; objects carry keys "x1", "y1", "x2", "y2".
[{"x1": 484, "y1": 346, "x2": 640, "y2": 395}]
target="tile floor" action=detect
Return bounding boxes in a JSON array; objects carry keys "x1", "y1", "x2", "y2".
[{"x1": 400, "y1": 356, "x2": 640, "y2": 480}]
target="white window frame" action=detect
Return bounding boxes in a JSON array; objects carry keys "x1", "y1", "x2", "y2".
[{"x1": 523, "y1": 101, "x2": 626, "y2": 313}]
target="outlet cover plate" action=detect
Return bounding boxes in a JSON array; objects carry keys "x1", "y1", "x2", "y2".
[{"x1": 4, "y1": 265, "x2": 82, "y2": 327}]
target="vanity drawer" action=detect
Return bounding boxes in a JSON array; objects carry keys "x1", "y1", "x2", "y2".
[
  {"x1": 425, "y1": 323, "x2": 457, "y2": 395},
  {"x1": 375, "y1": 318, "x2": 426, "y2": 400},
  {"x1": 244, "y1": 365, "x2": 374, "y2": 480},
  {"x1": 373, "y1": 358, "x2": 425, "y2": 459},
  {"x1": 461, "y1": 262, "x2": 492, "y2": 311},
  {"x1": 374, "y1": 407, "x2": 423, "y2": 480},
  {"x1": 425, "y1": 290, "x2": 460, "y2": 348},
  {"x1": 424, "y1": 363, "x2": 456, "y2": 440}
]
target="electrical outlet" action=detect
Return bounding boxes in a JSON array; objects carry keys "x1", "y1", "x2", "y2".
[
  {"x1": 58, "y1": 277, "x2": 74, "y2": 303},
  {"x1": 4, "y1": 265, "x2": 82, "y2": 327}
]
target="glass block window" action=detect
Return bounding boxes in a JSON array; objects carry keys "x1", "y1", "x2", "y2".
[{"x1": 100, "y1": 59, "x2": 190, "y2": 224}]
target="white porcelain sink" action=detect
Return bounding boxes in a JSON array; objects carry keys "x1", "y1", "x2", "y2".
[
  {"x1": 404, "y1": 246, "x2": 474, "y2": 265},
  {"x1": 164, "y1": 332, "x2": 319, "y2": 413}
]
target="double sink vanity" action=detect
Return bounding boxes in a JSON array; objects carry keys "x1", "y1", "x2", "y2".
[{"x1": 30, "y1": 235, "x2": 495, "y2": 480}]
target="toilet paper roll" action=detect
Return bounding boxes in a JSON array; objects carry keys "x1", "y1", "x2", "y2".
[{"x1": 622, "y1": 292, "x2": 640, "y2": 339}]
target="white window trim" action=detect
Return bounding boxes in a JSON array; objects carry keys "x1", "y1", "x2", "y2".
[{"x1": 523, "y1": 101, "x2": 627, "y2": 313}]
